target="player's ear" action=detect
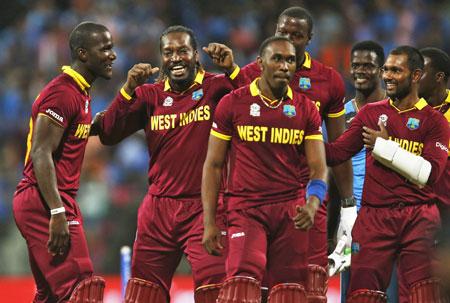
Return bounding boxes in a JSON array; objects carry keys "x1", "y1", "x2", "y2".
[
  {"x1": 257, "y1": 56, "x2": 263, "y2": 71},
  {"x1": 77, "y1": 48, "x2": 88, "y2": 63},
  {"x1": 412, "y1": 68, "x2": 423, "y2": 83},
  {"x1": 435, "y1": 71, "x2": 445, "y2": 83},
  {"x1": 194, "y1": 49, "x2": 199, "y2": 62}
]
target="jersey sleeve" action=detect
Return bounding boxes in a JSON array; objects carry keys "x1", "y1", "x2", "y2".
[
  {"x1": 325, "y1": 106, "x2": 366, "y2": 166},
  {"x1": 326, "y1": 69, "x2": 345, "y2": 118},
  {"x1": 210, "y1": 93, "x2": 234, "y2": 141},
  {"x1": 422, "y1": 112, "x2": 449, "y2": 184},
  {"x1": 37, "y1": 88, "x2": 77, "y2": 128},
  {"x1": 228, "y1": 62, "x2": 260, "y2": 89},
  {"x1": 304, "y1": 97, "x2": 324, "y2": 141},
  {"x1": 99, "y1": 85, "x2": 150, "y2": 145}
]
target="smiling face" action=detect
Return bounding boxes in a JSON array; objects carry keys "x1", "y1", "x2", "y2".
[
  {"x1": 275, "y1": 16, "x2": 311, "y2": 58},
  {"x1": 350, "y1": 50, "x2": 382, "y2": 94},
  {"x1": 382, "y1": 54, "x2": 415, "y2": 100},
  {"x1": 160, "y1": 31, "x2": 198, "y2": 89},
  {"x1": 258, "y1": 40, "x2": 296, "y2": 90},
  {"x1": 84, "y1": 30, "x2": 116, "y2": 80}
]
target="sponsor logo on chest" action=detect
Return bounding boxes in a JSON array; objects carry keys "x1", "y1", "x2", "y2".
[
  {"x1": 250, "y1": 103, "x2": 260, "y2": 117},
  {"x1": 192, "y1": 89, "x2": 203, "y2": 101},
  {"x1": 283, "y1": 104, "x2": 296, "y2": 118},
  {"x1": 299, "y1": 77, "x2": 311, "y2": 90},
  {"x1": 163, "y1": 96, "x2": 173, "y2": 107},
  {"x1": 406, "y1": 117, "x2": 420, "y2": 130}
]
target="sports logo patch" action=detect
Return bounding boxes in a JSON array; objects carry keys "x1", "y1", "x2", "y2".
[
  {"x1": 378, "y1": 114, "x2": 388, "y2": 126},
  {"x1": 192, "y1": 89, "x2": 203, "y2": 101},
  {"x1": 283, "y1": 104, "x2": 296, "y2": 118},
  {"x1": 250, "y1": 103, "x2": 260, "y2": 117},
  {"x1": 163, "y1": 96, "x2": 173, "y2": 107},
  {"x1": 299, "y1": 77, "x2": 311, "y2": 90},
  {"x1": 406, "y1": 117, "x2": 420, "y2": 130}
]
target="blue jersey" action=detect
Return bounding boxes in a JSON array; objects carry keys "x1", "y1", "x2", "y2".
[{"x1": 344, "y1": 100, "x2": 365, "y2": 210}]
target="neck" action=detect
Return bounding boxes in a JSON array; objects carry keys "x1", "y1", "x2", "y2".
[
  {"x1": 354, "y1": 86, "x2": 385, "y2": 107},
  {"x1": 71, "y1": 62, "x2": 95, "y2": 85},
  {"x1": 169, "y1": 68, "x2": 197, "y2": 93},
  {"x1": 258, "y1": 78, "x2": 287, "y2": 100},
  {"x1": 392, "y1": 92, "x2": 419, "y2": 110},
  {"x1": 426, "y1": 87, "x2": 448, "y2": 107},
  {"x1": 296, "y1": 51, "x2": 306, "y2": 69}
]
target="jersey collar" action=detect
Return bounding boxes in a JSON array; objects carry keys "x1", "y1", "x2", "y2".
[
  {"x1": 62, "y1": 66, "x2": 90, "y2": 93},
  {"x1": 389, "y1": 97, "x2": 428, "y2": 112},
  {"x1": 249, "y1": 78, "x2": 293, "y2": 100},
  {"x1": 164, "y1": 69, "x2": 205, "y2": 92},
  {"x1": 301, "y1": 51, "x2": 312, "y2": 69}
]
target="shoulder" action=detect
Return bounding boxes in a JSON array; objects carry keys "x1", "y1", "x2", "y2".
[
  {"x1": 37, "y1": 75, "x2": 79, "y2": 104},
  {"x1": 311, "y1": 59, "x2": 344, "y2": 82}
]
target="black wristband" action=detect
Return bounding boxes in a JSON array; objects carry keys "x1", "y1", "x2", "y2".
[{"x1": 341, "y1": 196, "x2": 356, "y2": 207}]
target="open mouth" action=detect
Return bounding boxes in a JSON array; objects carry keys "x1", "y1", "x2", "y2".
[
  {"x1": 385, "y1": 82, "x2": 396, "y2": 90},
  {"x1": 105, "y1": 63, "x2": 113, "y2": 71},
  {"x1": 170, "y1": 65, "x2": 187, "y2": 77}
]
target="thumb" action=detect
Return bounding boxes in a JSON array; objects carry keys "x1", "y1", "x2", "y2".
[
  {"x1": 151, "y1": 67, "x2": 160, "y2": 75},
  {"x1": 378, "y1": 119, "x2": 386, "y2": 130}
]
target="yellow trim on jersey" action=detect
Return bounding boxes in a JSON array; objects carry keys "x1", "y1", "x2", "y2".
[
  {"x1": 327, "y1": 109, "x2": 345, "y2": 118},
  {"x1": 120, "y1": 87, "x2": 133, "y2": 101},
  {"x1": 302, "y1": 52, "x2": 312, "y2": 69},
  {"x1": 62, "y1": 66, "x2": 90, "y2": 92},
  {"x1": 389, "y1": 98, "x2": 428, "y2": 113},
  {"x1": 229, "y1": 65, "x2": 240, "y2": 80},
  {"x1": 37, "y1": 112, "x2": 64, "y2": 127},
  {"x1": 249, "y1": 78, "x2": 293, "y2": 100},
  {"x1": 211, "y1": 129, "x2": 231, "y2": 141},
  {"x1": 24, "y1": 118, "x2": 33, "y2": 164},
  {"x1": 164, "y1": 69, "x2": 206, "y2": 91},
  {"x1": 305, "y1": 134, "x2": 324, "y2": 141},
  {"x1": 445, "y1": 89, "x2": 450, "y2": 104}
]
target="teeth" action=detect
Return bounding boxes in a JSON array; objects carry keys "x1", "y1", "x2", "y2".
[{"x1": 171, "y1": 66, "x2": 184, "y2": 70}]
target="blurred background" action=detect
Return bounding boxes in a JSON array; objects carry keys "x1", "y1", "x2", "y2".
[{"x1": 0, "y1": 0, "x2": 449, "y2": 301}]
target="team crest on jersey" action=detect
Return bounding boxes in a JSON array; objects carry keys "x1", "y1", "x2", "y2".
[
  {"x1": 299, "y1": 77, "x2": 311, "y2": 90},
  {"x1": 378, "y1": 114, "x2": 388, "y2": 126},
  {"x1": 406, "y1": 117, "x2": 420, "y2": 130},
  {"x1": 163, "y1": 96, "x2": 173, "y2": 107},
  {"x1": 192, "y1": 89, "x2": 203, "y2": 101},
  {"x1": 283, "y1": 105, "x2": 296, "y2": 118},
  {"x1": 250, "y1": 103, "x2": 260, "y2": 117},
  {"x1": 84, "y1": 99, "x2": 89, "y2": 113}
]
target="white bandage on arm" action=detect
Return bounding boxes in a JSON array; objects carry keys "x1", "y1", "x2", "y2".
[{"x1": 372, "y1": 137, "x2": 432, "y2": 186}]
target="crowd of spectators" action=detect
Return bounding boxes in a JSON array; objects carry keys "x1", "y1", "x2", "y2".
[{"x1": 0, "y1": 0, "x2": 449, "y2": 275}]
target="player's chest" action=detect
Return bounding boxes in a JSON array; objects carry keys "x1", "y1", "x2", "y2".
[
  {"x1": 148, "y1": 91, "x2": 214, "y2": 132},
  {"x1": 69, "y1": 101, "x2": 92, "y2": 141},
  {"x1": 233, "y1": 102, "x2": 307, "y2": 144},
  {"x1": 291, "y1": 74, "x2": 328, "y2": 113},
  {"x1": 375, "y1": 111, "x2": 429, "y2": 154}
]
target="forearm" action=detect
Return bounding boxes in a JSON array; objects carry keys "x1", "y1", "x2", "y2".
[
  {"x1": 201, "y1": 165, "x2": 222, "y2": 226},
  {"x1": 32, "y1": 150, "x2": 63, "y2": 209},
  {"x1": 331, "y1": 160, "x2": 353, "y2": 198},
  {"x1": 99, "y1": 93, "x2": 141, "y2": 145}
]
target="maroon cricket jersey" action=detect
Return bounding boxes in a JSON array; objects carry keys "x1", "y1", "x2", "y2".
[
  {"x1": 234, "y1": 52, "x2": 345, "y2": 186},
  {"x1": 432, "y1": 90, "x2": 450, "y2": 205},
  {"x1": 326, "y1": 98, "x2": 449, "y2": 206},
  {"x1": 17, "y1": 66, "x2": 92, "y2": 197},
  {"x1": 211, "y1": 79, "x2": 323, "y2": 210},
  {"x1": 99, "y1": 70, "x2": 234, "y2": 199}
]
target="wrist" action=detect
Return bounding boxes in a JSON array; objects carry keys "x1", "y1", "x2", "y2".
[
  {"x1": 341, "y1": 196, "x2": 356, "y2": 208},
  {"x1": 121, "y1": 85, "x2": 134, "y2": 100},
  {"x1": 50, "y1": 206, "x2": 65, "y2": 216}
]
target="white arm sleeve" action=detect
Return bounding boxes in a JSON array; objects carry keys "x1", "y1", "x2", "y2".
[{"x1": 372, "y1": 137, "x2": 432, "y2": 186}]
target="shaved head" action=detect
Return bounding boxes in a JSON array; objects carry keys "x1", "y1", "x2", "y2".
[{"x1": 69, "y1": 22, "x2": 109, "y2": 60}]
